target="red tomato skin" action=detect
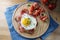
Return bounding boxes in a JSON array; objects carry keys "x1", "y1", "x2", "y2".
[
  {"x1": 33, "y1": 10, "x2": 41, "y2": 16},
  {"x1": 33, "y1": 2, "x2": 40, "y2": 9},
  {"x1": 41, "y1": 8, "x2": 45, "y2": 12},
  {"x1": 21, "y1": 9, "x2": 28, "y2": 14},
  {"x1": 48, "y1": 4, "x2": 56, "y2": 10},
  {"x1": 30, "y1": 5, "x2": 34, "y2": 12},
  {"x1": 42, "y1": 0, "x2": 48, "y2": 4},
  {"x1": 29, "y1": 11, "x2": 32, "y2": 15},
  {"x1": 29, "y1": 5, "x2": 34, "y2": 15}
]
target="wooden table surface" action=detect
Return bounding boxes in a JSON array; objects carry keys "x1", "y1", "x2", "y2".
[{"x1": 0, "y1": 0, "x2": 60, "y2": 40}]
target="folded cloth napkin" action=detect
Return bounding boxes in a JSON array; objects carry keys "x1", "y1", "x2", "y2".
[{"x1": 5, "y1": 1, "x2": 59, "y2": 40}]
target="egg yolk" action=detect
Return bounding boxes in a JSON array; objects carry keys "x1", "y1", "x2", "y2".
[{"x1": 22, "y1": 18, "x2": 31, "y2": 27}]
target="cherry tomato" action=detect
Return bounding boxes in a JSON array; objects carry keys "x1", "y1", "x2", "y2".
[
  {"x1": 38, "y1": 7, "x2": 41, "y2": 10},
  {"x1": 42, "y1": 0, "x2": 48, "y2": 4},
  {"x1": 29, "y1": 5, "x2": 34, "y2": 15},
  {"x1": 33, "y1": 10, "x2": 40, "y2": 16},
  {"x1": 41, "y1": 8, "x2": 45, "y2": 12},
  {"x1": 33, "y1": 2, "x2": 40, "y2": 9},
  {"x1": 33, "y1": 10, "x2": 38, "y2": 16},
  {"x1": 29, "y1": 11, "x2": 33, "y2": 15},
  {"x1": 29, "y1": 5, "x2": 34, "y2": 12},
  {"x1": 21, "y1": 9, "x2": 28, "y2": 14},
  {"x1": 38, "y1": 7, "x2": 45, "y2": 13},
  {"x1": 48, "y1": 3, "x2": 56, "y2": 10}
]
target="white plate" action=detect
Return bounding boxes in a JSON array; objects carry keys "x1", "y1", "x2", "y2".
[{"x1": 12, "y1": 2, "x2": 50, "y2": 38}]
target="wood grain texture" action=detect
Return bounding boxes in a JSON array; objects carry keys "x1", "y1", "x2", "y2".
[{"x1": 0, "y1": 0, "x2": 60, "y2": 40}]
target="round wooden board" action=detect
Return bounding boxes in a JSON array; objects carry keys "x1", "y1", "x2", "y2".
[{"x1": 12, "y1": 2, "x2": 50, "y2": 38}]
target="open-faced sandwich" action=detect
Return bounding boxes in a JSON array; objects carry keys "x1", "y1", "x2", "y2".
[{"x1": 15, "y1": 2, "x2": 48, "y2": 34}]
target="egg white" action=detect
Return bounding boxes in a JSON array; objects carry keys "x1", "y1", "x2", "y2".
[{"x1": 20, "y1": 13, "x2": 37, "y2": 30}]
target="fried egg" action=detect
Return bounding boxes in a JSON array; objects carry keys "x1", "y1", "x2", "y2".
[{"x1": 20, "y1": 13, "x2": 37, "y2": 30}]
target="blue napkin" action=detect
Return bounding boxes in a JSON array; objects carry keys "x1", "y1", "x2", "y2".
[
  {"x1": 27, "y1": 0, "x2": 40, "y2": 2},
  {"x1": 5, "y1": 1, "x2": 59, "y2": 40}
]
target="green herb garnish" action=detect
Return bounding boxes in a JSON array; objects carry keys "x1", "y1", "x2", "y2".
[
  {"x1": 28, "y1": 4, "x2": 31, "y2": 7},
  {"x1": 27, "y1": 3, "x2": 31, "y2": 7}
]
